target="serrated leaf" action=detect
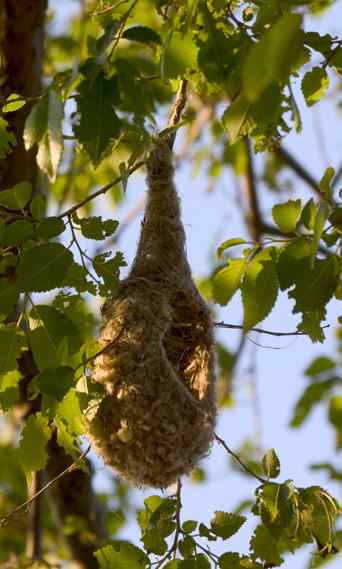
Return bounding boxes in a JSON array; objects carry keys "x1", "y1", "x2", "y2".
[
  {"x1": 0, "y1": 182, "x2": 32, "y2": 210},
  {"x1": 216, "y1": 238, "x2": 247, "y2": 259},
  {"x1": 319, "y1": 167, "x2": 335, "y2": 200},
  {"x1": 35, "y1": 366, "x2": 74, "y2": 401},
  {"x1": 277, "y1": 237, "x2": 311, "y2": 291},
  {"x1": 243, "y1": 13, "x2": 303, "y2": 101},
  {"x1": 290, "y1": 379, "x2": 336, "y2": 427},
  {"x1": 0, "y1": 116, "x2": 16, "y2": 158},
  {"x1": 250, "y1": 524, "x2": 283, "y2": 566},
  {"x1": 2, "y1": 219, "x2": 34, "y2": 246},
  {"x1": 305, "y1": 356, "x2": 336, "y2": 377},
  {"x1": 222, "y1": 94, "x2": 251, "y2": 144},
  {"x1": 0, "y1": 278, "x2": 19, "y2": 318},
  {"x1": 289, "y1": 255, "x2": 340, "y2": 313},
  {"x1": 30, "y1": 305, "x2": 82, "y2": 358},
  {"x1": 94, "y1": 543, "x2": 148, "y2": 569},
  {"x1": 210, "y1": 511, "x2": 246, "y2": 539},
  {"x1": 302, "y1": 67, "x2": 329, "y2": 107},
  {"x1": 179, "y1": 536, "x2": 196, "y2": 558},
  {"x1": 272, "y1": 199, "x2": 301, "y2": 234},
  {"x1": 241, "y1": 249, "x2": 279, "y2": 330},
  {"x1": 262, "y1": 449, "x2": 281, "y2": 479},
  {"x1": 212, "y1": 258, "x2": 247, "y2": 306},
  {"x1": 219, "y1": 552, "x2": 263, "y2": 568},
  {"x1": 34, "y1": 217, "x2": 65, "y2": 239},
  {"x1": 56, "y1": 389, "x2": 84, "y2": 435},
  {"x1": 78, "y1": 216, "x2": 119, "y2": 240},
  {"x1": 0, "y1": 325, "x2": 26, "y2": 375},
  {"x1": 16, "y1": 243, "x2": 73, "y2": 292},
  {"x1": 17, "y1": 413, "x2": 51, "y2": 476},
  {"x1": 297, "y1": 309, "x2": 327, "y2": 343},
  {"x1": 0, "y1": 370, "x2": 21, "y2": 411},
  {"x1": 123, "y1": 25, "x2": 161, "y2": 45},
  {"x1": 74, "y1": 72, "x2": 121, "y2": 166},
  {"x1": 142, "y1": 529, "x2": 167, "y2": 555},
  {"x1": 2, "y1": 93, "x2": 26, "y2": 113},
  {"x1": 54, "y1": 417, "x2": 78, "y2": 458}
]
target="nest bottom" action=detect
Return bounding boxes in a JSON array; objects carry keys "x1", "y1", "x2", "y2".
[{"x1": 87, "y1": 280, "x2": 216, "y2": 488}]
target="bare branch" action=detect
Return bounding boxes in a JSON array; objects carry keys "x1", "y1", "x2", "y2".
[{"x1": 25, "y1": 471, "x2": 43, "y2": 560}]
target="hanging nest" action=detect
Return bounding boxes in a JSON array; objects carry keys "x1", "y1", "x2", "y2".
[{"x1": 87, "y1": 136, "x2": 217, "y2": 488}]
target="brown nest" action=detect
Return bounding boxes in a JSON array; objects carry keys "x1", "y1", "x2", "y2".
[{"x1": 87, "y1": 140, "x2": 217, "y2": 488}]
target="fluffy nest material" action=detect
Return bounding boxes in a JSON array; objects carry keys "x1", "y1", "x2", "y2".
[{"x1": 87, "y1": 139, "x2": 217, "y2": 488}]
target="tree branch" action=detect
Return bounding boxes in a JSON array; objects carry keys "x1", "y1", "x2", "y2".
[
  {"x1": 273, "y1": 146, "x2": 323, "y2": 198},
  {"x1": 25, "y1": 471, "x2": 43, "y2": 561},
  {"x1": 241, "y1": 137, "x2": 262, "y2": 242},
  {"x1": 214, "y1": 321, "x2": 329, "y2": 337}
]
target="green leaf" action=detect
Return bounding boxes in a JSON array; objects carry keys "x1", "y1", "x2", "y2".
[
  {"x1": 305, "y1": 356, "x2": 336, "y2": 377},
  {"x1": 36, "y1": 91, "x2": 64, "y2": 181},
  {"x1": 272, "y1": 199, "x2": 301, "y2": 234},
  {"x1": 243, "y1": 13, "x2": 303, "y2": 102},
  {"x1": 0, "y1": 278, "x2": 19, "y2": 318},
  {"x1": 29, "y1": 326, "x2": 61, "y2": 372},
  {"x1": 16, "y1": 243, "x2": 73, "y2": 292},
  {"x1": 289, "y1": 255, "x2": 340, "y2": 313},
  {"x1": 30, "y1": 305, "x2": 83, "y2": 357},
  {"x1": 319, "y1": 166, "x2": 335, "y2": 200},
  {"x1": 250, "y1": 524, "x2": 283, "y2": 566},
  {"x1": 212, "y1": 258, "x2": 247, "y2": 306},
  {"x1": 162, "y1": 32, "x2": 198, "y2": 79},
  {"x1": 142, "y1": 529, "x2": 168, "y2": 555},
  {"x1": 328, "y1": 396, "x2": 342, "y2": 430},
  {"x1": 122, "y1": 25, "x2": 161, "y2": 45},
  {"x1": 179, "y1": 536, "x2": 196, "y2": 558},
  {"x1": 2, "y1": 219, "x2": 34, "y2": 246},
  {"x1": 30, "y1": 193, "x2": 46, "y2": 219},
  {"x1": 2, "y1": 93, "x2": 26, "y2": 113},
  {"x1": 216, "y1": 238, "x2": 247, "y2": 259},
  {"x1": 301, "y1": 198, "x2": 317, "y2": 231},
  {"x1": 17, "y1": 413, "x2": 51, "y2": 476},
  {"x1": 0, "y1": 370, "x2": 21, "y2": 410},
  {"x1": 94, "y1": 543, "x2": 148, "y2": 569},
  {"x1": 35, "y1": 366, "x2": 74, "y2": 401},
  {"x1": 310, "y1": 202, "x2": 331, "y2": 268},
  {"x1": 262, "y1": 449, "x2": 281, "y2": 479},
  {"x1": 74, "y1": 71, "x2": 121, "y2": 166},
  {"x1": 0, "y1": 182, "x2": 32, "y2": 210},
  {"x1": 56, "y1": 389, "x2": 84, "y2": 435},
  {"x1": 241, "y1": 249, "x2": 279, "y2": 330},
  {"x1": 297, "y1": 309, "x2": 327, "y2": 343},
  {"x1": 210, "y1": 511, "x2": 246, "y2": 539},
  {"x1": 0, "y1": 325, "x2": 26, "y2": 375},
  {"x1": 24, "y1": 93, "x2": 49, "y2": 148},
  {"x1": 78, "y1": 216, "x2": 119, "y2": 240},
  {"x1": 222, "y1": 94, "x2": 251, "y2": 144},
  {"x1": 34, "y1": 217, "x2": 65, "y2": 239},
  {"x1": 277, "y1": 237, "x2": 311, "y2": 291},
  {"x1": 302, "y1": 67, "x2": 329, "y2": 107},
  {"x1": 290, "y1": 379, "x2": 336, "y2": 427},
  {"x1": 0, "y1": 116, "x2": 16, "y2": 158},
  {"x1": 182, "y1": 521, "x2": 198, "y2": 534},
  {"x1": 93, "y1": 251, "x2": 126, "y2": 293},
  {"x1": 144, "y1": 495, "x2": 163, "y2": 513},
  {"x1": 219, "y1": 552, "x2": 263, "y2": 568}
]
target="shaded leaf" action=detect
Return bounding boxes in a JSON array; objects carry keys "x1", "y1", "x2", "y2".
[
  {"x1": 0, "y1": 182, "x2": 32, "y2": 210},
  {"x1": 123, "y1": 25, "x2": 161, "y2": 45},
  {"x1": 319, "y1": 167, "x2": 334, "y2": 200},
  {"x1": 305, "y1": 357, "x2": 336, "y2": 377},
  {"x1": 302, "y1": 67, "x2": 329, "y2": 107},
  {"x1": 0, "y1": 325, "x2": 26, "y2": 375},
  {"x1": 250, "y1": 524, "x2": 283, "y2": 566},
  {"x1": 290, "y1": 379, "x2": 337, "y2": 427},
  {"x1": 16, "y1": 243, "x2": 73, "y2": 292},
  {"x1": 241, "y1": 249, "x2": 279, "y2": 329},
  {"x1": 262, "y1": 449, "x2": 281, "y2": 479},
  {"x1": 78, "y1": 216, "x2": 119, "y2": 240},
  {"x1": 35, "y1": 366, "x2": 74, "y2": 401},
  {"x1": 94, "y1": 543, "x2": 148, "y2": 569},
  {"x1": 0, "y1": 116, "x2": 16, "y2": 158},
  {"x1": 222, "y1": 95, "x2": 251, "y2": 144},
  {"x1": 17, "y1": 413, "x2": 51, "y2": 476},
  {"x1": 210, "y1": 511, "x2": 246, "y2": 539}
]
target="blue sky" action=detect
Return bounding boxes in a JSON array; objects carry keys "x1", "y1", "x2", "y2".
[{"x1": 51, "y1": 2, "x2": 342, "y2": 567}]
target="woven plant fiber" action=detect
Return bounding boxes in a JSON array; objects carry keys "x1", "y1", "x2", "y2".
[{"x1": 87, "y1": 139, "x2": 217, "y2": 487}]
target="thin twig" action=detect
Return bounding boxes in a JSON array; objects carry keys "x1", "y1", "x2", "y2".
[
  {"x1": 0, "y1": 446, "x2": 91, "y2": 529},
  {"x1": 167, "y1": 79, "x2": 188, "y2": 150},
  {"x1": 214, "y1": 321, "x2": 330, "y2": 337},
  {"x1": 214, "y1": 433, "x2": 266, "y2": 484},
  {"x1": 58, "y1": 159, "x2": 145, "y2": 219}
]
